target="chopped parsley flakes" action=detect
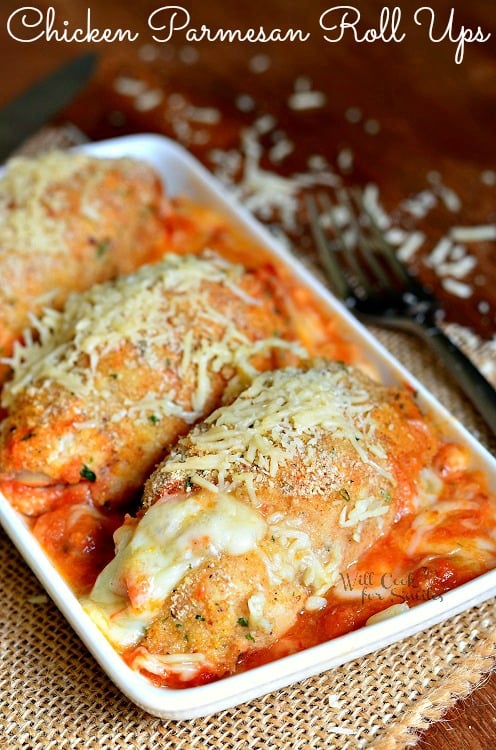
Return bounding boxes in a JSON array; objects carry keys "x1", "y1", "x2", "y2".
[{"x1": 80, "y1": 464, "x2": 97, "y2": 482}]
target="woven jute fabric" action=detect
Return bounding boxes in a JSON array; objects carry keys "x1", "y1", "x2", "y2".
[
  {"x1": 1, "y1": 326, "x2": 495, "y2": 750},
  {"x1": 0, "y1": 130, "x2": 495, "y2": 748}
]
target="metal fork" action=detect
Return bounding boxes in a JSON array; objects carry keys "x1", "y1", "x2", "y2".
[{"x1": 305, "y1": 189, "x2": 496, "y2": 435}]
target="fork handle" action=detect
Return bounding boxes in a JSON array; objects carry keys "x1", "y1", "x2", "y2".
[{"x1": 413, "y1": 322, "x2": 496, "y2": 435}]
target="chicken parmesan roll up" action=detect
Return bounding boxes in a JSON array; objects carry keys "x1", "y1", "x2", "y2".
[
  {"x1": 0, "y1": 150, "x2": 168, "y2": 375},
  {"x1": 84, "y1": 361, "x2": 438, "y2": 685},
  {"x1": 0, "y1": 253, "x2": 299, "y2": 515}
]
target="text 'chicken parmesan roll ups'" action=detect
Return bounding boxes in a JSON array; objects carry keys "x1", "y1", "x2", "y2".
[
  {"x1": 0, "y1": 150, "x2": 168, "y2": 373},
  {"x1": 84, "y1": 361, "x2": 438, "y2": 685},
  {"x1": 0, "y1": 253, "x2": 300, "y2": 515}
]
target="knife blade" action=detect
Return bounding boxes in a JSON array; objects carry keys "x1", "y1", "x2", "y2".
[{"x1": 0, "y1": 53, "x2": 97, "y2": 162}]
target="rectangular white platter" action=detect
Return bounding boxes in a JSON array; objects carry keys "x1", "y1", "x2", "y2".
[{"x1": 0, "y1": 133, "x2": 495, "y2": 720}]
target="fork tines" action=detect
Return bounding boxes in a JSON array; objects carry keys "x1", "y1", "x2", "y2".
[
  {"x1": 305, "y1": 188, "x2": 412, "y2": 305},
  {"x1": 304, "y1": 189, "x2": 496, "y2": 435}
]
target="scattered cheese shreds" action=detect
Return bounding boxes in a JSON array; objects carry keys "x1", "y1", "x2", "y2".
[
  {"x1": 327, "y1": 693, "x2": 342, "y2": 709},
  {"x1": 397, "y1": 231, "x2": 425, "y2": 262},
  {"x1": 138, "y1": 44, "x2": 159, "y2": 63},
  {"x1": 235, "y1": 94, "x2": 256, "y2": 112},
  {"x1": 450, "y1": 225, "x2": 496, "y2": 243},
  {"x1": 179, "y1": 46, "x2": 199, "y2": 64},
  {"x1": 185, "y1": 105, "x2": 221, "y2": 125},
  {"x1": 437, "y1": 255, "x2": 476, "y2": 280},
  {"x1": 113, "y1": 76, "x2": 147, "y2": 97},
  {"x1": 364, "y1": 118, "x2": 381, "y2": 135},
  {"x1": 249, "y1": 54, "x2": 271, "y2": 74},
  {"x1": 27, "y1": 594, "x2": 49, "y2": 605},
  {"x1": 345, "y1": 106, "x2": 362, "y2": 124},
  {"x1": 288, "y1": 91, "x2": 327, "y2": 111},
  {"x1": 134, "y1": 90, "x2": 164, "y2": 112},
  {"x1": 327, "y1": 727, "x2": 355, "y2": 736},
  {"x1": 362, "y1": 183, "x2": 391, "y2": 230},
  {"x1": 481, "y1": 169, "x2": 496, "y2": 186},
  {"x1": 366, "y1": 602, "x2": 410, "y2": 625},
  {"x1": 439, "y1": 184, "x2": 462, "y2": 213},
  {"x1": 337, "y1": 148, "x2": 354, "y2": 174},
  {"x1": 401, "y1": 190, "x2": 437, "y2": 219},
  {"x1": 210, "y1": 123, "x2": 339, "y2": 232},
  {"x1": 425, "y1": 237, "x2": 453, "y2": 268},
  {"x1": 441, "y1": 278, "x2": 473, "y2": 298},
  {"x1": 269, "y1": 139, "x2": 294, "y2": 164}
]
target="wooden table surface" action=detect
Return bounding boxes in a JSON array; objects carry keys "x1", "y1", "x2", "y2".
[{"x1": 1, "y1": 1, "x2": 495, "y2": 746}]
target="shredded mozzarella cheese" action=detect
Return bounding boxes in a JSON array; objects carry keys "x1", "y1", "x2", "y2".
[
  {"x1": 159, "y1": 364, "x2": 393, "y2": 501},
  {"x1": 2, "y1": 253, "x2": 300, "y2": 424}
]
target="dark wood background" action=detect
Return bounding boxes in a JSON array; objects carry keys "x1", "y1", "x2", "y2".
[{"x1": 0, "y1": 1, "x2": 495, "y2": 745}]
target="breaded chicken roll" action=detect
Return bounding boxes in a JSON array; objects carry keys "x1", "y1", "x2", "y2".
[
  {"x1": 0, "y1": 253, "x2": 298, "y2": 515},
  {"x1": 0, "y1": 150, "x2": 168, "y2": 374},
  {"x1": 84, "y1": 362, "x2": 437, "y2": 684}
]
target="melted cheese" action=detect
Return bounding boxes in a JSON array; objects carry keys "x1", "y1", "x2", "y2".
[
  {"x1": 339, "y1": 491, "x2": 390, "y2": 542},
  {"x1": 83, "y1": 492, "x2": 267, "y2": 648},
  {"x1": 264, "y1": 515, "x2": 342, "y2": 596},
  {"x1": 128, "y1": 648, "x2": 210, "y2": 680},
  {"x1": 85, "y1": 363, "x2": 397, "y2": 652},
  {"x1": 85, "y1": 491, "x2": 343, "y2": 649}
]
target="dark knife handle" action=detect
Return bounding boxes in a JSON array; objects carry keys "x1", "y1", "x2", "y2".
[{"x1": 0, "y1": 53, "x2": 97, "y2": 162}]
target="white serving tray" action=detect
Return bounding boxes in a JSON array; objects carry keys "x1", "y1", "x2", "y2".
[{"x1": 1, "y1": 134, "x2": 495, "y2": 720}]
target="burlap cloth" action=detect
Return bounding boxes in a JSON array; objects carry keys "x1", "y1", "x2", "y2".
[{"x1": 0, "y1": 131, "x2": 495, "y2": 749}]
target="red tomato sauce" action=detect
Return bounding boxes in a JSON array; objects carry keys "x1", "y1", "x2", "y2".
[
  {"x1": 29, "y1": 488, "x2": 123, "y2": 595},
  {"x1": 239, "y1": 458, "x2": 495, "y2": 677}
]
